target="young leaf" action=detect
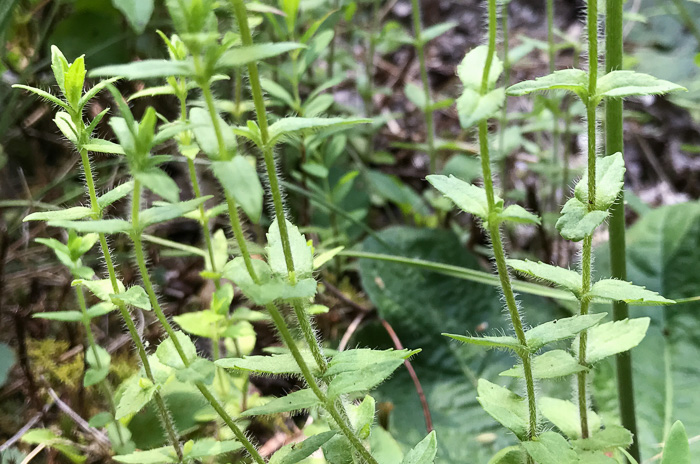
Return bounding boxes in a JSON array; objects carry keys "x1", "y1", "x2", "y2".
[
  {"x1": 426, "y1": 175, "x2": 491, "y2": 221},
  {"x1": 507, "y1": 69, "x2": 588, "y2": 99},
  {"x1": 241, "y1": 388, "x2": 320, "y2": 416},
  {"x1": 215, "y1": 42, "x2": 305, "y2": 70},
  {"x1": 54, "y1": 111, "x2": 78, "y2": 144},
  {"x1": 78, "y1": 77, "x2": 121, "y2": 111},
  {"x1": 116, "y1": 376, "x2": 159, "y2": 419},
  {"x1": 97, "y1": 181, "x2": 135, "y2": 210},
  {"x1": 215, "y1": 352, "x2": 321, "y2": 377},
  {"x1": 506, "y1": 259, "x2": 582, "y2": 294},
  {"x1": 73, "y1": 278, "x2": 125, "y2": 303},
  {"x1": 211, "y1": 157, "x2": 263, "y2": 223},
  {"x1": 138, "y1": 197, "x2": 210, "y2": 228},
  {"x1": 457, "y1": 45, "x2": 503, "y2": 90},
  {"x1": 589, "y1": 279, "x2": 675, "y2": 305},
  {"x1": 571, "y1": 425, "x2": 633, "y2": 452},
  {"x1": 270, "y1": 431, "x2": 337, "y2": 464},
  {"x1": 51, "y1": 45, "x2": 69, "y2": 90},
  {"x1": 405, "y1": 82, "x2": 427, "y2": 110},
  {"x1": 400, "y1": 431, "x2": 437, "y2": 464},
  {"x1": 111, "y1": 286, "x2": 151, "y2": 311},
  {"x1": 49, "y1": 219, "x2": 132, "y2": 234},
  {"x1": 223, "y1": 257, "x2": 317, "y2": 304},
  {"x1": 596, "y1": 71, "x2": 686, "y2": 100},
  {"x1": 498, "y1": 204, "x2": 541, "y2": 225},
  {"x1": 585, "y1": 318, "x2": 651, "y2": 364},
  {"x1": 661, "y1": 421, "x2": 690, "y2": 464},
  {"x1": 83, "y1": 138, "x2": 126, "y2": 155},
  {"x1": 134, "y1": 168, "x2": 180, "y2": 203},
  {"x1": 500, "y1": 350, "x2": 586, "y2": 379},
  {"x1": 267, "y1": 117, "x2": 370, "y2": 146},
  {"x1": 574, "y1": 152, "x2": 625, "y2": 211},
  {"x1": 12, "y1": 85, "x2": 69, "y2": 110},
  {"x1": 522, "y1": 432, "x2": 578, "y2": 464},
  {"x1": 539, "y1": 397, "x2": 601, "y2": 439},
  {"x1": 456, "y1": 88, "x2": 505, "y2": 128},
  {"x1": 89, "y1": 60, "x2": 195, "y2": 79},
  {"x1": 555, "y1": 197, "x2": 609, "y2": 242},
  {"x1": 155, "y1": 331, "x2": 197, "y2": 369},
  {"x1": 24, "y1": 207, "x2": 93, "y2": 222},
  {"x1": 476, "y1": 379, "x2": 529, "y2": 440},
  {"x1": 266, "y1": 219, "x2": 314, "y2": 279},
  {"x1": 525, "y1": 313, "x2": 606, "y2": 351},
  {"x1": 443, "y1": 333, "x2": 523, "y2": 352},
  {"x1": 84, "y1": 345, "x2": 110, "y2": 387}
]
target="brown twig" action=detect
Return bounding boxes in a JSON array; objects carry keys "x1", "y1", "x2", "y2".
[
  {"x1": 0, "y1": 402, "x2": 53, "y2": 453},
  {"x1": 379, "y1": 318, "x2": 433, "y2": 433},
  {"x1": 46, "y1": 387, "x2": 110, "y2": 446}
]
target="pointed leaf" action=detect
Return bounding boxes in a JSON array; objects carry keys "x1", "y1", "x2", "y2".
[
  {"x1": 116, "y1": 376, "x2": 158, "y2": 419},
  {"x1": 222, "y1": 257, "x2": 317, "y2": 304},
  {"x1": 73, "y1": 278, "x2": 125, "y2": 302},
  {"x1": 273, "y1": 431, "x2": 337, "y2": 464},
  {"x1": 111, "y1": 286, "x2": 151, "y2": 311},
  {"x1": 426, "y1": 175, "x2": 491, "y2": 221},
  {"x1": 134, "y1": 168, "x2": 180, "y2": 203},
  {"x1": 215, "y1": 352, "x2": 320, "y2": 377},
  {"x1": 574, "y1": 152, "x2": 625, "y2": 211},
  {"x1": 324, "y1": 348, "x2": 419, "y2": 377},
  {"x1": 662, "y1": 421, "x2": 690, "y2": 464},
  {"x1": 555, "y1": 197, "x2": 609, "y2": 241},
  {"x1": 84, "y1": 345, "x2": 111, "y2": 387},
  {"x1": 500, "y1": 350, "x2": 585, "y2": 379},
  {"x1": 49, "y1": 219, "x2": 132, "y2": 234},
  {"x1": 327, "y1": 359, "x2": 407, "y2": 399},
  {"x1": 211, "y1": 157, "x2": 263, "y2": 223},
  {"x1": 25, "y1": 207, "x2": 93, "y2": 222},
  {"x1": 589, "y1": 279, "x2": 675, "y2": 305},
  {"x1": 111, "y1": 0, "x2": 154, "y2": 34},
  {"x1": 525, "y1": 313, "x2": 606, "y2": 351},
  {"x1": 175, "y1": 358, "x2": 216, "y2": 385},
  {"x1": 586, "y1": 318, "x2": 651, "y2": 364},
  {"x1": 33, "y1": 311, "x2": 84, "y2": 322},
  {"x1": 267, "y1": 117, "x2": 370, "y2": 146},
  {"x1": 190, "y1": 107, "x2": 237, "y2": 159},
  {"x1": 241, "y1": 388, "x2": 320, "y2": 416},
  {"x1": 12, "y1": 84, "x2": 68, "y2": 110},
  {"x1": 499, "y1": 204, "x2": 540, "y2": 225},
  {"x1": 139, "y1": 197, "x2": 210, "y2": 227},
  {"x1": 83, "y1": 138, "x2": 125, "y2": 155},
  {"x1": 539, "y1": 397, "x2": 601, "y2": 439},
  {"x1": 571, "y1": 425, "x2": 633, "y2": 452},
  {"x1": 400, "y1": 431, "x2": 437, "y2": 464},
  {"x1": 444, "y1": 333, "x2": 523, "y2": 352},
  {"x1": 596, "y1": 71, "x2": 686, "y2": 99},
  {"x1": 78, "y1": 77, "x2": 121, "y2": 110},
  {"x1": 506, "y1": 259, "x2": 582, "y2": 294},
  {"x1": 97, "y1": 181, "x2": 134, "y2": 210},
  {"x1": 457, "y1": 88, "x2": 505, "y2": 128},
  {"x1": 476, "y1": 379, "x2": 529, "y2": 440},
  {"x1": 522, "y1": 432, "x2": 578, "y2": 464},
  {"x1": 507, "y1": 69, "x2": 588, "y2": 98},
  {"x1": 216, "y1": 42, "x2": 305, "y2": 69},
  {"x1": 89, "y1": 60, "x2": 195, "y2": 79},
  {"x1": 155, "y1": 331, "x2": 197, "y2": 370},
  {"x1": 457, "y1": 45, "x2": 503, "y2": 90},
  {"x1": 420, "y1": 21, "x2": 457, "y2": 43},
  {"x1": 266, "y1": 219, "x2": 314, "y2": 279}
]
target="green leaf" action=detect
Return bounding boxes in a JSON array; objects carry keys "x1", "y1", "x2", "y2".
[
  {"x1": 401, "y1": 431, "x2": 437, "y2": 464},
  {"x1": 51, "y1": 45, "x2": 69, "y2": 90},
  {"x1": 25, "y1": 207, "x2": 92, "y2": 222},
  {"x1": 84, "y1": 345, "x2": 110, "y2": 387},
  {"x1": 111, "y1": 286, "x2": 151, "y2": 311},
  {"x1": 97, "y1": 181, "x2": 135, "y2": 210},
  {"x1": 456, "y1": 88, "x2": 505, "y2": 128},
  {"x1": 498, "y1": 204, "x2": 540, "y2": 225},
  {"x1": 241, "y1": 388, "x2": 320, "y2": 416},
  {"x1": 313, "y1": 246, "x2": 344, "y2": 270},
  {"x1": 487, "y1": 447, "x2": 526, "y2": 464},
  {"x1": 73, "y1": 278, "x2": 125, "y2": 303},
  {"x1": 21, "y1": 428, "x2": 86, "y2": 464},
  {"x1": 216, "y1": 42, "x2": 305, "y2": 70},
  {"x1": 506, "y1": 69, "x2": 588, "y2": 99},
  {"x1": 116, "y1": 376, "x2": 158, "y2": 419},
  {"x1": 155, "y1": 331, "x2": 197, "y2": 370},
  {"x1": 261, "y1": 77, "x2": 297, "y2": 109},
  {"x1": 54, "y1": 111, "x2": 78, "y2": 144},
  {"x1": 324, "y1": 348, "x2": 418, "y2": 377},
  {"x1": 174, "y1": 358, "x2": 215, "y2": 385},
  {"x1": 596, "y1": 71, "x2": 686, "y2": 100},
  {"x1": 426, "y1": 175, "x2": 491, "y2": 221},
  {"x1": 83, "y1": 138, "x2": 125, "y2": 155},
  {"x1": 270, "y1": 432, "x2": 337, "y2": 464},
  {"x1": 189, "y1": 107, "x2": 237, "y2": 159},
  {"x1": 352, "y1": 395, "x2": 375, "y2": 439},
  {"x1": 215, "y1": 352, "x2": 320, "y2": 377},
  {"x1": 89, "y1": 60, "x2": 195, "y2": 79},
  {"x1": 111, "y1": 0, "x2": 154, "y2": 34},
  {"x1": 443, "y1": 333, "x2": 523, "y2": 352},
  {"x1": 266, "y1": 219, "x2": 314, "y2": 279},
  {"x1": 33, "y1": 310, "x2": 84, "y2": 322},
  {"x1": 78, "y1": 77, "x2": 121, "y2": 111},
  {"x1": 589, "y1": 279, "x2": 675, "y2": 305},
  {"x1": 139, "y1": 197, "x2": 210, "y2": 228},
  {"x1": 173, "y1": 310, "x2": 223, "y2": 339},
  {"x1": 457, "y1": 45, "x2": 503, "y2": 90},
  {"x1": 113, "y1": 446, "x2": 177, "y2": 463},
  {"x1": 267, "y1": 117, "x2": 370, "y2": 146},
  {"x1": 476, "y1": 379, "x2": 529, "y2": 440},
  {"x1": 525, "y1": 314, "x2": 607, "y2": 352},
  {"x1": 571, "y1": 425, "x2": 633, "y2": 452},
  {"x1": 186, "y1": 438, "x2": 243, "y2": 460},
  {"x1": 522, "y1": 432, "x2": 578, "y2": 464},
  {"x1": 500, "y1": 350, "x2": 585, "y2": 379},
  {"x1": 662, "y1": 421, "x2": 690, "y2": 464},
  {"x1": 574, "y1": 152, "x2": 625, "y2": 211},
  {"x1": 405, "y1": 82, "x2": 427, "y2": 110},
  {"x1": 211, "y1": 157, "x2": 263, "y2": 223},
  {"x1": 327, "y1": 357, "x2": 408, "y2": 399},
  {"x1": 555, "y1": 197, "x2": 609, "y2": 242},
  {"x1": 134, "y1": 168, "x2": 180, "y2": 203},
  {"x1": 585, "y1": 318, "x2": 650, "y2": 364},
  {"x1": 86, "y1": 302, "x2": 116, "y2": 318},
  {"x1": 222, "y1": 258, "x2": 317, "y2": 304},
  {"x1": 420, "y1": 21, "x2": 457, "y2": 43},
  {"x1": 539, "y1": 397, "x2": 601, "y2": 440},
  {"x1": 506, "y1": 259, "x2": 582, "y2": 294},
  {"x1": 49, "y1": 219, "x2": 132, "y2": 234}
]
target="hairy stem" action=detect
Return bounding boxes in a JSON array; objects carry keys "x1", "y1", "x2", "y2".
[{"x1": 605, "y1": 0, "x2": 639, "y2": 459}]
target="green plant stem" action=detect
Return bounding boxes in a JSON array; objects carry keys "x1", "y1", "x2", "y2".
[
  {"x1": 76, "y1": 148, "x2": 183, "y2": 462},
  {"x1": 499, "y1": 1, "x2": 511, "y2": 192},
  {"x1": 409, "y1": 0, "x2": 437, "y2": 173},
  {"x1": 479, "y1": 0, "x2": 537, "y2": 451},
  {"x1": 605, "y1": 0, "x2": 639, "y2": 459},
  {"x1": 130, "y1": 180, "x2": 265, "y2": 464},
  {"x1": 578, "y1": 0, "x2": 599, "y2": 439}
]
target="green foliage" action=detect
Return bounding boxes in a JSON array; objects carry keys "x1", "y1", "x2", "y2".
[
  {"x1": 661, "y1": 421, "x2": 690, "y2": 464},
  {"x1": 477, "y1": 379, "x2": 529, "y2": 440}
]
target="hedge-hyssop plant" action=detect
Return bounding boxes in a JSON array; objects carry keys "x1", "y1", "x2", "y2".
[{"x1": 11, "y1": 0, "x2": 694, "y2": 463}]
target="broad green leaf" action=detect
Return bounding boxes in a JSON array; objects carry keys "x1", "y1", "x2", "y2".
[
  {"x1": 426, "y1": 175, "x2": 490, "y2": 221},
  {"x1": 589, "y1": 279, "x2": 675, "y2": 305},
  {"x1": 116, "y1": 376, "x2": 158, "y2": 419},
  {"x1": 261, "y1": 77, "x2": 296, "y2": 109},
  {"x1": 507, "y1": 69, "x2": 588, "y2": 99},
  {"x1": 12, "y1": 84, "x2": 69, "y2": 110},
  {"x1": 539, "y1": 397, "x2": 601, "y2": 439},
  {"x1": 457, "y1": 45, "x2": 503, "y2": 90},
  {"x1": 500, "y1": 350, "x2": 585, "y2": 379},
  {"x1": 571, "y1": 425, "x2": 632, "y2": 452},
  {"x1": 525, "y1": 314, "x2": 607, "y2": 352},
  {"x1": 84, "y1": 345, "x2": 110, "y2": 387},
  {"x1": 457, "y1": 88, "x2": 505, "y2": 128},
  {"x1": 155, "y1": 331, "x2": 197, "y2": 370},
  {"x1": 487, "y1": 446, "x2": 526, "y2": 464},
  {"x1": 327, "y1": 358, "x2": 408, "y2": 399},
  {"x1": 215, "y1": 352, "x2": 320, "y2": 376},
  {"x1": 174, "y1": 358, "x2": 215, "y2": 385},
  {"x1": 266, "y1": 219, "x2": 314, "y2": 279},
  {"x1": 506, "y1": 259, "x2": 582, "y2": 294},
  {"x1": 25, "y1": 207, "x2": 93, "y2": 222},
  {"x1": 444, "y1": 333, "x2": 523, "y2": 352},
  {"x1": 113, "y1": 446, "x2": 177, "y2": 463},
  {"x1": 64, "y1": 56, "x2": 86, "y2": 108},
  {"x1": 216, "y1": 43, "x2": 305, "y2": 70},
  {"x1": 21, "y1": 428, "x2": 86, "y2": 464},
  {"x1": 189, "y1": 107, "x2": 237, "y2": 159},
  {"x1": 97, "y1": 181, "x2": 135, "y2": 210},
  {"x1": 267, "y1": 117, "x2": 370, "y2": 146},
  {"x1": 585, "y1": 318, "x2": 650, "y2": 364},
  {"x1": 241, "y1": 388, "x2": 320, "y2": 416},
  {"x1": 89, "y1": 60, "x2": 195, "y2": 79},
  {"x1": 521, "y1": 432, "x2": 578, "y2": 464},
  {"x1": 83, "y1": 138, "x2": 125, "y2": 155},
  {"x1": 49, "y1": 219, "x2": 132, "y2": 234},
  {"x1": 271, "y1": 431, "x2": 336, "y2": 464},
  {"x1": 33, "y1": 310, "x2": 84, "y2": 322},
  {"x1": 498, "y1": 204, "x2": 540, "y2": 225},
  {"x1": 476, "y1": 379, "x2": 529, "y2": 440},
  {"x1": 111, "y1": 286, "x2": 151, "y2": 311},
  {"x1": 405, "y1": 82, "x2": 427, "y2": 110},
  {"x1": 174, "y1": 310, "x2": 223, "y2": 339},
  {"x1": 596, "y1": 71, "x2": 686, "y2": 99},
  {"x1": 111, "y1": 0, "x2": 153, "y2": 34},
  {"x1": 186, "y1": 438, "x2": 243, "y2": 459},
  {"x1": 73, "y1": 278, "x2": 125, "y2": 303},
  {"x1": 139, "y1": 197, "x2": 210, "y2": 228},
  {"x1": 211, "y1": 157, "x2": 263, "y2": 223},
  {"x1": 134, "y1": 168, "x2": 179, "y2": 203},
  {"x1": 574, "y1": 153, "x2": 625, "y2": 211},
  {"x1": 324, "y1": 348, "x2": 419, "y2": 377},
  {"x1": 555, "y1": 197, "x2": 609, "y2": 241},
  {"x1": 662, "y1": 421, "x2": 690, "y2": 464},
  {"x1": 401, "y1": 431, "x2": 437, "y2": 464},
  {"x1": 86, "y1": 302, "x2": 116, "y2": 318},
  {"x1": 222, "y1": 258, "x2": 317, "y2": 304}
]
